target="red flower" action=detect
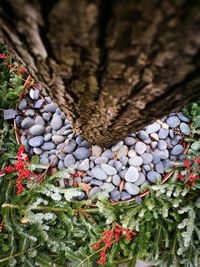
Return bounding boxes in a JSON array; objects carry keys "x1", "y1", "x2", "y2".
[
  {"x1": 0, "y1": 54, "x2": 6, "y2": 59},
  {"x1": 183, "y1": 159, "x2": 190, "y2": 167},
  {"x1": 19, "y1": 67, "x2": 26, "y2": 74},
  {"x1": 177, "y1": 173, "x2": 183, "y2": 179},
  {"x1": 98, "y1": 257, "x2": 106, "y2": 265}
]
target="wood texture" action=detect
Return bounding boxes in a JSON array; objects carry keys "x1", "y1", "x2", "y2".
[{"x1": 0, "y1": 0, "x2": 200, "y2": 146}]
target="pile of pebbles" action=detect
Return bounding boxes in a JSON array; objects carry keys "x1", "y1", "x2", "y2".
[{"x1": 15, "y1": 88, "x2": 191, "y2": 202}]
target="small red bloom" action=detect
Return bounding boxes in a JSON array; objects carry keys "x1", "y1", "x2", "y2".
[
  {"x1": 98, "y1": 257, "x2": 106, "y2": 265},
  {"x1": 19, "y1": 67, "x2": 26, "y2": 74},
  {"x1": 0, "y1": 54, "x2": 6, "y2": 59}
]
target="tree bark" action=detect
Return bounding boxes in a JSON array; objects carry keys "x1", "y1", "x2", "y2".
[{"x1": 0, "y1": 0, "x2": 200, "y2": 147}]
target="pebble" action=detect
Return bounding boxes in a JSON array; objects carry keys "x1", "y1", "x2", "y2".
[
  {"x1": 101, "y1": 149, "x2": 113, "y2": 159},
  {"x1": 58, "y1": 160, "x2": 65, "y2": 170},
  {"x1": 157, "y1": 140, "x2": 167, "y2": 150},
  {"x1": 117, "y1": 145, "x2": 128, "y2": 159},
  {"x1": 101, "y1": 164, "x2": 117, "y2": 175},
  {"x1": 45, "y1": 126, "x2": 52, "y2": 133},
  {"x1": 166, "y1": 116, "x2": 180, "y2": 128},
  {"x1": 124, "y1": 166, "x2": 139, "y2": 182},
  {"x1": 64, "y1": 140, "x2": 77, "y2": 153},
  {"x1": 95, "y1": 157, "x2": 108, "y2": 165},
  {"x1": 114, "y1": 160, "x2": 123, "y2": 171},
  {"x1": 82, "y1": 176, "x2": 92, "y2": 183},
  {"x1": 91, "y1": 166, "x2": 107, "y2": 180},
  {"x1": 41, "y1": 142, "x2": 56, "y2": 150},
  {"x1": 51, "y1": 115, "x2": 63, "y2": 130},
  {"x1": 110, "y1": 190, "x2": 120, "y2": 202},
  {"x1": 64, "y1": 154, "x2": 75, "y2": 167},
  {"x1": 52, "y1": 135, "x2": 65, "y2": 144},
  {"x1": 40, "y1": 156, "x2": 49, "y2": 165},
  {"x1": 29, "y1": 136, "x2": 44, "y2": 147},
  {"x1": 21, "y1": 117, "x2": 34, "y2": 129},
  {"x1": 33, "y1": 147, "x2": 43, "y2": 155},
  {"x1": 135, "y1": 142, "x2": 147, "y2": 155},
  {"x1": 138, "y1": 130, "x2": 149, "y2": 140},
  {"x1": 171, "y1": 144, "x2": 184, "y2": 156},
  {"x1": 178, "y1": 112, "x2": 190, "y2": 123},
  {"x1": 147, "y1": 171, "x2": 161, "y2": 183},
  {"x1": 112, "y1": 174, "x2": 121, "y2": 186},
  {"x1": 111, "y1": 141, "x2": 123, "y2": 152},
  {"x1": 29, "y1": 125, "x2": 45, "y2": 136},
  {"x1": 151, "y1": 152, "x2": 161, "y2": 164},
  {"x1": 74, "y1": 147, "x2": 90, "y2": 160},
  {"x1": 128, "y1": 156, "x2": 143, "y2": 166},
  {"x1": 25, "y1": 109, "x2": 35, "y2": 117},
  {"x1": 34, "y1": 99, "x2": 44, "y2": 109},
  {"x1": 88, "y1": 187, "x2": 101, "y2": 198},
  {"x1": 49, "y1": 155, "x2": 59, "y2": 167},
  {"x1": 125, "y1": 182, "x2": 140, "y2": 195},
  {"x1": 150, "y1": 141, "x2": 157, "y2": 149},
  {"x1": 135, "y1": 173, "x2": 146, "y2": 186},
  {"x1": 128, "y1": 149, "x2": 136, "y2": 157},
  {"x1": 44, "y1": 103, "x2": 57, "y2": 113},
  {"x1": 162, "y1": 159, "x2": 172, "y2": 169},
  {"x1": 121, "y1": 191, "x2": 131, "y2": 201},
  {"x1": 158, "y1": 128, "x2": 169, "y2": 139},
  {"x1": 79, "y1": 159, "x2": 89, "y2": 171},
  {"x1": 90, "y1": 179, "x2": 103, "y2": 186},
  {"x1": 155, "y1": 162, "x2": 164, "y2": 174},
  {"x1": 18, "y1": 99, "x2": 27, "y2": 110},
  {"x1": 120, "y1": 156, "x2": 128, "y2": 166},
  {"x1": 34, "y1": 115, "x2": 45, "y2": 126},
  {"x1": 44, "y1": 133, "x2": 52, "y2": 142},
  {"x1": 15, "y1": 116, "x2": 22, "y2": 126},
  {"x1": 43, "y1": 112, "x2": 51, "y2": 122},
  {"x1": 100, "y1": 182, "x2": 115, "y2": 191},
  {"x1": 33, "y1": 89, "x2": 40, "y2": 100},
  {"x1": 171, "y1": 135, "x2": 182, "y2": 146},
  {"x1": 76, "y1": 191, "x2": 86, "y2": 201},
  {"x1": 141, "y1": 153, "x2": 153, "y2": 164},
  {"x1": 124, "y1": 137, "x2": 136, "y2": 146},
  {"x1": 180, "y1": 123, "x2": 191, "y2": 135},
  {"x1": 145, "y1": 122, "x2": 160, "y2": 134},
  {"x1": 91, "y1": 145, "x2": 102, "y2": 157}
]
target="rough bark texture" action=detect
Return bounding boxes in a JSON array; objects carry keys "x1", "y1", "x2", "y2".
[{"x1": 0, "y1": 0, "x2": 200, "y2": 146}]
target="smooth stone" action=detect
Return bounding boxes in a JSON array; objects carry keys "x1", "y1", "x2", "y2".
[
  {"x1": 82, "y1": 176, "x2": 92, "y2": 183},
  {"x1": 34, "y1": 99, "x2": 44, "y2": 109},
  {"x1": 44, "y1": 103, "x2": 57, "y2": 113},
  {"x1": 64, "y1": 140, "x2": 77, "y2": 153},
  {"x1": 157, "y1": 140, "x2": 167, "y2": 150},
  {"x1": 57, "y1": 152, "x2": 66, "y2": 160},
  {"x1": 162, "y1": 159, "x2": 172, "y2": 169},
  {"x1": 58, "y1": 160, "x2": 65, "y2": 170},
  {"x1": 171, "y1": 144, "x2": 184, "y2": 156},
  {"x1": 64, "y1": 129, "x2": 73, "y2": 136},
  {"x1": 110, "y1": 190, "x2": 120, "y2": 202},
  {"x1": 145, "y1": 122, "x2": 161, "y2": 134},
  {"x1": 29, "y1": 125, "x2": 45, "y2": 136},
  {"x1": 154, "y1": 149, "x2": 169, "y2": 159},
  {"x1": 90, "y1": 161, "x2": 94, "y2": 169},
  {"x1": 18, "y1": 99, "x2": 27, "y2": 110},
  {"x1": 44, "y1": 133, "x2": 52, "y2": 142},
  {"x1": 169, "y1": 129, "x2": 175, "y2": 139},
  {"x1": 88, "y1": 187, "x2": 101, "y2": 198},
  {"x1": 25, "y1": 109, "x2": 35, "y2": 117},
  {"x1": 49, "y1": 155, "x2": 58, "y2": 167},
  {"x1": 120, "y1": 156, "x2": 129, "y2": 166},
  {"x1": 117, "y1": 145, "x2": 128, "y2": 159},
  {"x1": 151, "y1": 152, "x2": 161, "y2": 164},
  {"x1": 95, "y1": 157, "x2": 108, "y2": 165},
  {"x1": 166, "y1": 116, "x2": 180, "y2": 128},
  {"x1": 43, "y1": 112, "x2": 51, "y2": 122},
  {"x1": 29, "y1": 136, "x2": 44, "y2": 147},
  {"x1": 79, "y1": 159, "x2": 90, "y2": 171},
  {"x1": 101, "y1": 149, "x2": 113, "y2": 159},
  {"x1": 143, "y1": 138, "x2": 152, "y2": 144},
  {"x1": 155, "y1": 162, "x2": 164, "y2": 174},
  {"x1": 41, "y1": 142, "x2": 56, "y2": 150},
  {"x1": 33, "y1": 89, "x2": 40, "y2": 100},
  {"x1": 119, "y1": 169, "x2": 127, "y2": 178},
  {"x1": 138, "y1": 130, "x2": 149, "y2": 140},
  {"x1": 128, "y1": 149, "x2": 136, "y2": 157},
  {"x1": 128, "y1": 156, "x2": 143, "y2": 167},
  {"x1": 125, "y1": 182, "x2": 140, "y2": 196},
  {"x1": 56, "y1": 108, "x2": 61, "y2": 114},
  {"x1": 76, "y1": 191, "x2": 86, "y2": 201},
  {"x1": 111, "y1": 141, "x2": 123, "y2": 152},
  {"x1": 29, "y1": 89, "x2": 35, "y2": 99},
  {"x1": 150, "y1": 141, "x2": 158, "y2": 149},
  {"x1": 135, "y1": 142, "x2": 147, "y2": 155},
  {"x1": 51, "y1": 115, "x2": 63, "y2": 130},
  {"x1": 135, "y1": 173, "x2": 146, "y2": 186},
  {"x1": 91, "y1": 166, "x2": 107, "y2": 180},
  {"x1": 15, "y1": 116, "x2": 22, "y2": 126},
  {"x1": 180, "y1": 123, "x2": 190, "y2": 135},
  {"x1": 33, "y1": 147, "x2": 43, "y2": 155},
  {"x1": 100, "y1": 182, "x2": 115, "y2": 191},
  {"x1": 143, "y1": 164, "x2": 151, "y2": 172},
  {"x1": 158, "y1": 128, "x2": 169, "y2": 139},
  {"x1": 90, "y1": 179, "x2": 103, "y2": 186},
  {"x1": 21, "y1": 117, "x2": 34, "y2": 129},
  {"x1": 147, "y1": 171, "x2": 161, "y2": 183},
  {"x1": 178, "y1": 112, "x2": 190, "y2": 123},
  {"x1": 52, "y1": 135, "x2": 65, "y2": 144},
  {"x1": 81, "y1": 140, "x2": 90, "y2": 147},
  {"x1": 121, "y1": 191, "x2": 131, "y2": 201},
  {"x1": 150, "y1": 133, "x2": 159, "y2": 141},
  {"x1": 108, "y1": 159, "x2": 115, "y2": 166},
  {"x1": 49, "y1": 149, "x2": 56, "y2": 155},
  {"x1": 22, "y1": 139, "x2": 30, "y2": 153},
  {"x1": 142, "y1": 153, "x2": 153, "y2": 164},
  {"x1": 74, "y1": 147, "x2": 90, "y2": 160},
  {"x1": 75, "y1": 136, "x2": 83, "y2": 146},
  {"x1": 106, "y1": 176, "x2": 112, "y2": 183},
  {"x1": 40, "y1": 156, "x2": 49, "y2": 165},
  {"x1": 101, "y1": 164, "x2": 117, "y2": 175},
  {"x1": 64, "y1": 154, "x2": 75, "y2": 167},
  {"x1": 124, "y1": 137, "x2": 136, "y2": 146},
  {"x1": 91, "y1": 145, "x2": 102, "y2": 157},
  {"x1": 34, "y1": 115, "x2": 45, "y2": 126},
  {"x1": 45, "y1": 126, "x2": 52, "y2": 133},
  {"x1": 171, "y1": 135, "x2": 182, "y2": 146},
  {"x1": 114, "y1": 160, "x2": 123, "y2": 171},
  {"x1": 124, "y1": 166, "x2": 139, "y2": 182},
  {"x1": 61, "y1": 112, "x2": 66, "y2": 120},
  {"x1": 112, "y1": 174, "x2": 121, "y2": 186},
  {"x1": 57, "y1": 126, "x2": 69, "y2": 135}
]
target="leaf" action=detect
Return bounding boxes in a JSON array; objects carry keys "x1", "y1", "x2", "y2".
[
  {"x1": 77, "y1": 182, "x2": 91, "y2": 195},
  {"x1": 30, "y1": 155, "x2": 40, "y2": 165},
  {"x1": 191, "y1": 141, "x2": 200, "y2": 151}
]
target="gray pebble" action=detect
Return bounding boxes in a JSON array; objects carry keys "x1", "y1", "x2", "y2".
[
  {"x1": 111, "y1": 141, "x2": 123, "y2": 152},
  {"x1": 125, "y1": 182, "x2": 140, "y2": 195},
  {"x1": 120, "y1": 156, "x2": 128, "y2": 166},
  {"x1": 143, "y1": 138, "x2": 152, "y2": 144},
  {"x1": 100, "y1": 182, "x2": 115, "y2": 191},
  {"x1": 94, "y1": 156, "x2": 108, "y2": 165},
  {"x1": 44, "y1": 96, "x2": 52, "y2": 103},
  {"x1": 114, "y1": 161, "x2": 123, "y2": 171},
  {"x1": 158, "y1": 128, "x2": 169, "y2": 139},
  {"x1": 91, "y1": 145, "x2": 102, "y2": 157},
  {"x1": 135, "y1": 142, "x2": 147, "y2": 155},
  {"x1": 162, "y1": 159, "x2": 172, "y2": 169},
  {"x1": 124, "y1": 166, "x2": 139, "y2": 182},
  {"x1": 101, "y1": 149, "x2": 113, "y2": 159},
  {"x1": 169, "y1": 129, "x2": 174, "y2": 139},
  {"x1": 52, "y1": 135, "x2": 65, "y2": 144},
  {"x1": 150, "y1": 141, "x2": 158, "y2": 149},
  {"x1": 22, "y1": 139, "x2": 30, "y2": 153},
  {"x1": 64, "y1": 129, "x2": 73, "y2": 136},
  {"x1": 155, "y1": 162, "x2": 164, "y2": 174},
  {"x1": 43, "y1": 112, "x2": 51, "y2": 122},
  {"x1": 110, "y1": 190, "x2": 120, "y2": 202},
  {"x1": 33, "y1": 147, "x2": 43, "y2": 155},
  {"x1": 25, "y1": 109, "x2": 35, "y2": 117},
  {"x1": 154, "y1": 149, "x2": 169, "y2": 159},
  {"x1": 45, "y1": 126, "x2": 52, "y2": 133},
  {"x1": 21, "y1": 117, "x2": 34, "y2": 129},
  {"x1": 49, "y1": 155, "x2": 58, "y2": 167},
  {"x1": 171, "y1": 135, "x2": 182, "y2": 146},
  {"x1": 128, "y1": 156, "x2": 143, "y2": 166},
  {"x1": 180, "y1": 123, "x2": 190, "y2": 135},
  {"x1": 151, "y1": 152, "x2": 161, "y2": 164},
  {"x1": 147, "y1": 171, "x2": 161, "y2": 183},
  {"x1": 90, "y1": 161, "x2": 94, "y2": 169},
  {"x1": 51, "y1": 115, "x2": 63, "y2": 130},
  {"x1": 34, "y1": 115, "x2": 45, "y2": 126},
  {"x1": 142, "y1": 153, "x2": 153, "y2": 164},
  {"x1": 57, "y1": 126, "x2": 70, "y2": 135},
  {"x1": 82, "y1": 176, "x2": 92, "y2": 183},
  {"x1": 117, "y1": 145, "x2": 128, "y2": 159},
  {"x1": 57, "y1": 152, "x2": 66, "y2": 160},
  {"x1": 89, "y1": 187, "x2": 101, "y2": 198},
  {"x1": 178, "y1": 112, "x2": 190, "y2": 123},
  {"x1": 76, "y1": 191, "x2": 86, "y2": 201},
  {"x1": 18, "y1": 99, "x2": 27, "y2": 110},
  {"x1": 145, "y1": 122, "x2": 161, "y2": 134},
  {"x1": 79, "y1": 159, "x2": 90, "y2": 171},
  {"x1": 33, "y1": 89, "x2": 40, "y2": 100},
  {"x1": 15, "y1": 116, "x2": 22, "y2": 126},
  {"x1": 135, "y1": 172, "x2": 146, "y2": 186},
  {"x1": 143, "y1": 164, "x2": 151, "y2": 172},
  {"x1": 157, "y1": 140, "x2": 167, "y2": 150},
  {"x1": 112, "y1": 174, "x2": 121, "y2": 186},
  {"x1": 119, "y1": 169, "x2": 127, "y2": 178},
  {"x1": 29, "y1": 136, "x2": 44, "y2": 147},
  {"x1": 171, "y1": 144, "x2": 184, "y2": 156},
  {"x1": 64, "y1": 140, "x2": 77, "y2": 153},
  {"x1": 44, "y1": 133, "x2": 52, "y2": 142},
  {"x1": 29, "y1": 125, "x2": 45, "y2": 136},
  {"x1": 124, "y1": 137, "x2": 136, "y2": 146},
  {"x1": 138, "y1": 130, "x2": 149, "y2": 140},
  {"x1": 74, "y1": 147, "x2": 90, "y2": 160},
  {"x1": 49, "y1": 149, "x2": 56, "y2": 155},
  {"x1": 108, "y1": 159, "x2": 115, "y2": 166},
  {"x1": 41, "y1": 142, "x2": 56, "y2": 150},
  {"x1": 90, "y1": 179, "x2": 103, "y2": 186},
  {"x1": 40, "y1": 156, "x2": 49, "y2": 165},
  {"x1": 34, "y1": 99, "x2": 44, "y2": 109},
  {"x1": 91, "y1": 166, "x2": 107, "y2": 180},
  {"x1": 166, "y1": 116, "x2": 180, "y2": 128},
  {"x1": 58, "y1": 160, "x2": 65, "y2": 170},
  {"x1": 64, "y1": 154, "x2": 75, "y2": 167},
  {"x1": 101, "y1": 164, "x2": 117, "y2": 175},
  {"x1": 44, "y1": 103, "x2": 57, "y2": 113},
  {"x1": 121, "y1": 191, "x2": 131, "y2": 201}
]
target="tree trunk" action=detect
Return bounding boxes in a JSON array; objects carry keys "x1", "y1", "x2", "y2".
[{"x1": 0, "y1": 0, "x2": 200, "y2": 147}]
